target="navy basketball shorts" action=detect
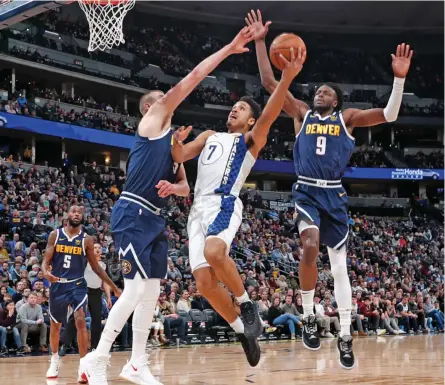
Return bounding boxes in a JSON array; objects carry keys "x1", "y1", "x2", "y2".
[
  {"x1": 293, "y1": 182, "x2": 349, "y2": 250},
  {"x1": 111, "y1": 198, "x2": 168, "y2": 280},
  {"x1": 49, "y1": 278, "x2": 88, "y2": 324}
]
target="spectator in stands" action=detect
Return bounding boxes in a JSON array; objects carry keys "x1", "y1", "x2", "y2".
[
  {"x1": 17, "y1": 292, "x2": 48, "y2": 352},
  {"x1": 176, "y1": 290, "x2": 192, "y2": 312},
  {"x1": 424, "y1": 296, "x2": 444, "y2": 331},
  {"x1": 396, "y1": 295, "x2": 419, "y2": 334},
  {"x1": 158, "y1": 292, "x2": 187, "y2": 346},
  {"x1": 360, "y1": 296, "x2": 383, "y2": 335},
  {"x1": 191, "y1": 290, "x2": 210, "y2": 312},
  {"x1": 350, "y1": 296, "x2": 367, "y2": 336},
  {"x1": 0, "y1": 300, "x2": 24, "y2": 355}
]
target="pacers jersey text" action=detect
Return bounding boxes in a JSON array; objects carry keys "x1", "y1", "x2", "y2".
[
  {"x1": 293, "y1": 110, "x2": 355, "y2": 181},
  {"x1": 124, "y1": 128, "x2": 179, "y2": 208},
  {"x1": 52, "y1": 228, "x2": 87, "y2": 280},
  {"x1": 194, "y1": 133, "x2": 256, "y2": 199}
]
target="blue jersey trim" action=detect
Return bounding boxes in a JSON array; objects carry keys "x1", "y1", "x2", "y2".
[
  {"x1": 214, "y1": 135, "x2": 247, "y2": 195},
  {"x1": 207, "y1": 195, "x2": 236, "y2": 236}
]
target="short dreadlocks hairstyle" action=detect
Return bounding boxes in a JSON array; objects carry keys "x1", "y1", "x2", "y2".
[{"x1": 319, "y1": 83, "x2": 344, "y2": 112}]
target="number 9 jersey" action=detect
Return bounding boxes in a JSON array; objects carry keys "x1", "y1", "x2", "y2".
[
  {"x1": 292, "y1": 110, "x2": 355, "y2": 251},
  {"x1": 293, "y1": 110, "x2": 355, "y2": 181}
]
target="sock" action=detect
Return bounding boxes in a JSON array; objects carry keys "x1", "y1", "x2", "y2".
[
  {"x1": 328, "y1": 246, "x2": 352, "y2": 338},
  {"x1": 131, "y1": 279, "x2": 160, "y2": 362},
  {"x1": 301, "y1": 289, "x2": 315, "y2": 318},
  {"x1": 230, "y1": 317, "x2": 245, "y2": 334},
  {"x1": 96, "y1": 274, "x2": 146, "y2": 356},
  {"x1": 236, "y1": 291, "x2": 250, "y2": 304},
  {"x1": 52, "y1": 353, "x2": 59, "y2": 359}
]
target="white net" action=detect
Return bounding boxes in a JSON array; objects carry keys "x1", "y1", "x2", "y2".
[{"x1": 78, "y1": 0, "x2": 136, "y2": 52}]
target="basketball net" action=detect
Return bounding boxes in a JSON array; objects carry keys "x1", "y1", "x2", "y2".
[{"x1": 78, "y1": 0, "x2": 135, "y2": 52}]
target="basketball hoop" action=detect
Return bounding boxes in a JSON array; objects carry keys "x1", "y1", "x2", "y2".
[{"x1": 78, "y1": 0, "x2": 135, "y2": 52}]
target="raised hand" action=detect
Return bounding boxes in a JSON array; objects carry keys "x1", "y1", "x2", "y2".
[
  {"x1": 279, "y1": 47, "x2": 306, "y2": 82},
  {"x1": 391, "y1": 43, "x2": 414, "y2": 78},
  {"x1": 173, "y1": 125, "x2": 192, "y2": 143},
  {"x1": 245, "y1": 9, "x2": 271, "y2": 41},
  {"x1": 228, "y1": 26, "x2": 254, "y2": 54},
  {"x1": 156, "y1": 180, "x2": 175, "y2": 198}
]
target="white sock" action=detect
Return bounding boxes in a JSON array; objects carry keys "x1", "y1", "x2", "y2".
[
  {"x1": 95, "y1": 274, "x2": 146, "y2": 356},
  {"x1": 230, "y1": 317, "x2": 245, "y2": 334},
  {"x1": 236, "y1": 291, "x2": 250, "y2": 304},
  {"x1": 52, "y1": 353, "x2": 59, "y2": 359},
  {"x1": 328, "y1": 246, "x2": 352, "y2": 338},
  {"x1": 301, "y1": 289, "x2": 315, "y2": 318},
  {"x1": 131, "y1": 279, "x2": 160, "y2": 362}
]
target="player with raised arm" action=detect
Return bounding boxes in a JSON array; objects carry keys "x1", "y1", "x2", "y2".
[
  {"x1": 172, "y1": 46, "x2": 305, "y2": 367},
  {"x1": 247, "y1": 9, "x2": 413, "y2": 369},
  {"x1": 81, "y1": 26, "x2": 255, "y2": 385},
  {"x1": 42, "y1": 205, "x2": 120, "y2": 383}
]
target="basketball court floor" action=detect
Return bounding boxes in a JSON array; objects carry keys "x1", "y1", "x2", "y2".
[{"x1": 1, "y1": 335, "x2": 442, "y2": 385}]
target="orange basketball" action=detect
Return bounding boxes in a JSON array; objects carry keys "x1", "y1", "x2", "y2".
[{"x1": 269, "y1": 33, "x2": 307, "y2": 71}]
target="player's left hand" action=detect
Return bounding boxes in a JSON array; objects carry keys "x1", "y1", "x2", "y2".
[
  {"x1": 174, "y1": 125, "x2": 192, "y2": 144},
  {"x1": 107, "y1": 297, "x2": 113, "y2": 309},
  {"x1": 156, "y1": 180, "x2": 175, "y2": 198},
  {"x1": 391, "y1": 43, "x2": 413, "y2": 78}
]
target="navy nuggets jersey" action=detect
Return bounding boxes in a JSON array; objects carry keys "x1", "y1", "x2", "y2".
[
  {"x1": 293, "y1": 110, "x2": 355, "y2": 181},
  {"x1": 52, "y1": 228, "x2": 87, "y2": 280},
  {"x1": 124, "y1": 128, "x2": 179, "y2": 209}
]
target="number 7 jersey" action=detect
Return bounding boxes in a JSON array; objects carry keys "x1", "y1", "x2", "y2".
[
  {"x1": 293, "y1": 110, "x2": 355, "y2": 181},
  {"x1": 194, "y1": 132, "x2": 256, "y2": 199}
]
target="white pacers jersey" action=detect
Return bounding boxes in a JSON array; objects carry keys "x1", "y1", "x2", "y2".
[
  {"x1": 188, "y1": 132, "x2": 256, "y2": 272},
  {"x1": 194, "y1": 132, "x2": 256, "y2": 199}
]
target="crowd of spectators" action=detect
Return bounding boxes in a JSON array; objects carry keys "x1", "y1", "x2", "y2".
[
  {"x1": 348, "y1": 148, "x2": 389, "y2": 168},
  {"x1": 0, "y1": 155, "x2": 442, "y2": 355},
  {"x1": 405, "y1": 150, "x2": 444, "y2": 169}
]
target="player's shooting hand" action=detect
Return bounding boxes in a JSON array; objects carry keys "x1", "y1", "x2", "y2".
[
  {"x1": 280, "y1": 47, "x2": 306, "y2": 82},
  {"x1": 173, "y1": 126, "x2": 192, "y2": 144},
  {"x1": 245, "y1": 9, "x2": 271, "y2": 41},
  {"x1": 156, "y1": 180, "x2": 175, "y2": 198},
  {"x1": 391, "y1": 43, "x2": 413, "y2": 78},
  {"x1": 228, "y1": 26, "x2": 254, "y2": 54}
]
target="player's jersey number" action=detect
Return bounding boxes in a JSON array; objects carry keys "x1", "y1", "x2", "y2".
[
  {"x1": 316, "y1": 136, "x2": 326, "y2": 155},
  {"x1": 63, "y1": 255, "x2": 71, "y2": 269},
  {"x1": 201, "y1": 142, "x2": 223, "y2": 165}
]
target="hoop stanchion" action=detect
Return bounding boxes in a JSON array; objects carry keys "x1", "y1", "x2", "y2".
[{"x1": 78, "y1": 0, "x2": 135, "y2": 52}]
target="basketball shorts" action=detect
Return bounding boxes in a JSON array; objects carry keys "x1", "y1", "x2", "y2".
[
  {"x1": 293, "y1": 182, "x2": 349, "y2": 250},
  {"x1": 49, "y1": 278, "x2": 88, "y2": 324},
  {"x1": 111, "y1": 197, "x2": 168, "y2": 280},
  {"x1": 187, "y1": 195, "x2": 243, "y2": 272}
]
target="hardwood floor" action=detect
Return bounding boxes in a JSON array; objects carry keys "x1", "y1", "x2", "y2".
[{"x1": 2, "y1": 335, "x2": 443, "y2": 385}]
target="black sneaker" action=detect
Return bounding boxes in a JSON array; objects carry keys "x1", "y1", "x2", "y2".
[
  {"x1": 237, "y1": 333, "x2": 261, "y2": 367},
  {"x1": 302, "y1": 315, "x2": 320, "y2": 350},
  {"x1": 240, "y1": 301, "x2": 262, "y2": 338},
  {"x1": 16, "y1": 346, "x2": 25, "y2": 356},
  {"x1": 337, "y1": 335, "x2": 355, "y2": 370},
  {"x1": 0, "y1": 347, "x2": 7, "y2": 356}
]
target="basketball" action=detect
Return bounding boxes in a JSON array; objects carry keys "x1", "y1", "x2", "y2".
[{"x1": 269, "y1": 33, "x2": 307, "y2": 71}]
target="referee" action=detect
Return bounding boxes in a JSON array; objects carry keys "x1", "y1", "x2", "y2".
[
  {"x1": 84, "y1": 242, "x2": 112, "y2": 349},
  {"x1": 59, "y1": 243, "x2": 112, "y2": 354}
]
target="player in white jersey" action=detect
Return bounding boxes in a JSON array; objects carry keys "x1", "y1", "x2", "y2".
[{"x1": 172, "y1": 47, "x2": 306, "y2": 366}]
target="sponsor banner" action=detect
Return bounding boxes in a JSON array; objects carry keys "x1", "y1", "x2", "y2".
[{"x1": 1, "y1": 113, "x2": 443, "y2": 181}]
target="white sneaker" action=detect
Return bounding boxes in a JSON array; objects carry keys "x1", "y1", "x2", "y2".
[
  {"x1": 77, "y1": 361, "x2": 88, "y2": 384},
  {"x1": 377, "y1": 329, "x2": 387, "y2": 336},
  {"x1": 119, "y1": 354, "x2": 163, "y2": 385},
  {"x1": 397, "y1": 329, "x2": 406, "y2": 334},
  {"x1": 46, "y1": 354, "x2": 61, "y2": 379},
  {"x1": 325, "y1": 332, "x2": 335, "y2": 338},
  {"x1": 80, "y1": 352, "x2": 111, "y2": 385}
]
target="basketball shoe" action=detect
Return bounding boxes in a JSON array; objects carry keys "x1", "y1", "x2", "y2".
[
  {"x1": 240, "y1": 301, "x2": 262, "y2": 338},
  {"x1": 80, "y1": 352, "x2": 110, "y2": 385},
  {"x1": 337, "y1": 335, "x2": 355, "y2": 369},
  {"x1": 237, "y1": 333, "x2": 261, "y2": 367},
  {"x1": 119, "y1": 354, "x2": 163, "y2": 385},
  {"x1": 46, "y1": 354, "x2": 61, "y2": 379},
  {"x1": 302, "y1": 314, "x2": 321, "y2": 350}
]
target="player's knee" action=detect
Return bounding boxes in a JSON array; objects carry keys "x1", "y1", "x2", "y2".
[
  {"x1": 204, "y1": 238, "x2": 227, "y2": 266},
  {"x1": 301, "y1": 234, "x2": 319, "y2": 262},
  {"x1": 74, "y1": 312, "x2": 87, "y2": 330}
]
